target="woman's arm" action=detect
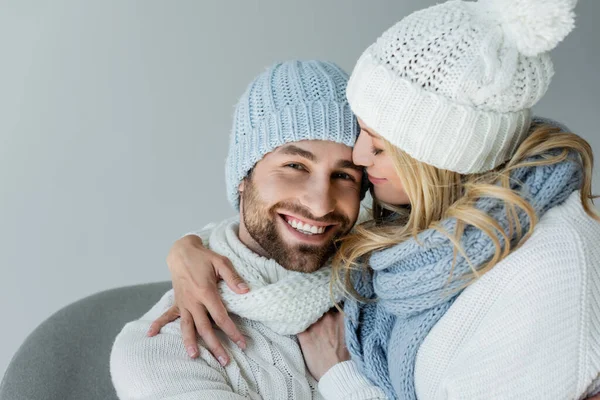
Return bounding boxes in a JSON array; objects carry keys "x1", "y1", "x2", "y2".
[
  {"x1": 148, "y1": 218, "x2": 249, "y2": 366},
  {"x1": 412, "y1": 219, "x2": 600, "y2": 399},
  {"x1": 318, "y1": 361, "x2": 388, "y2": 400},
  {"x1": 298, "y1": 310, "x2": 388, "y2": 400}
]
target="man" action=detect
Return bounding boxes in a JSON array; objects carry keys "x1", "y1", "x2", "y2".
[{"x1": 110, "y1": 60, "x2": 382, "y2": 399}]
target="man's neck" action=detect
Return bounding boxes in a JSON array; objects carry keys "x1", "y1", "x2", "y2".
[{"x1": 209, "y1": 218, "x2": 337, "y2": 335}]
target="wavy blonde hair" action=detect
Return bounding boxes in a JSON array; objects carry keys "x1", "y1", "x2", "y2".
[{"x1": 332, "y1": 122, "x2": 600, "y2": 301}]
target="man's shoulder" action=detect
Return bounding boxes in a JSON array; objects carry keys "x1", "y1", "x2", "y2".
[{"x1": 137, "y1": 288, "x2": 176, "y2": 322}]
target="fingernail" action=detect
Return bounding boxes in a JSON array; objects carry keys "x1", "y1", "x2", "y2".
[
  {"x1": 238, "y1": 283, "x2": 249, "y2": 291},
  {"x1": 187, "y1": 346, "x2": 198, "y2": 358},
  {"x1": 236, "y1": 340, "x2": 246, "y2": 350},
  {"x1": 218, "y1": 356, "x2": 227, "y2": 366},
  {"x1": 146, "y1": 327, "x2": 155, "y2": 336}
]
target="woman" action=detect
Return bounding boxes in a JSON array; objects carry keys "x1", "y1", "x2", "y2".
[{"x1": 151, "y1": 0, "x2": 600, "y2": 398}]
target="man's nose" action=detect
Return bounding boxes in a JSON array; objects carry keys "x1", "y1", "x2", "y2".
[
  {"x1": 352, "y1": 131, "x2": 373, "y2": 167},
  {"x1": 300, "y1": 177, "x2": 336, "y2": 219}
]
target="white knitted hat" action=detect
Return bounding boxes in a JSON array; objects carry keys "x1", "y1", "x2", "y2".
[{"x1": 346, "y1": 0, "x2": 577, "y2": 174}]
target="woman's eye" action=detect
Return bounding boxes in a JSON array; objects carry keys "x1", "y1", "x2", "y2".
[{"x1": 371, "y1": 146, "x2": 383, "y2": 156}]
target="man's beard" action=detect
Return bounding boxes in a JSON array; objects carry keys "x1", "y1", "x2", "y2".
[{"x1": 241, "y1": 177, "x2": 351, "y2": 273}]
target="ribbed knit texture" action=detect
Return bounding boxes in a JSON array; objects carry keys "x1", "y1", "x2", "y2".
[
  {"x1": 319, "y1": 190, "x2": 600, "y2": 399},
  {"x1": 318, "y1": 361, "x2": 387, "y2": 400},
  {"x1": 346, "y1": 0, "x2": 577, "y2": 173},
  {"x1": 111, "y1": 219, "x2": 338, "y2": 399},
  {"x1": 226, "y1": 60, "x2": 359, "y2": 209},
  {"x1": 344, "y1": 123, "x2": 584, "y2": 399},
  {"x1": 413, "y1": 190, "x2": 600, "y2": 399}
]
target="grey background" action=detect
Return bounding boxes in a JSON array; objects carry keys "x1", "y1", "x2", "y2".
[{"x1": 0, "y1": 0, "x2": 598, "y2": 378}]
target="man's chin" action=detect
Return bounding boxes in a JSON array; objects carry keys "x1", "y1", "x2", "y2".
[
  {"x1": 247, "y1": 212, "x2": 341, "y2": 272},
  {"x1": 266, "y1": 240, "x2": 333, "y2": 273},
  {"x1": 276, "y1": 253, "x2": 329, "y2": 273}
]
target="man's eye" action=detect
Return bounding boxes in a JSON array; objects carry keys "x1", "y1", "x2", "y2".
[
  {"x1": 334, "y1": 172, "x2": 355, "y2": 181},
  {"x1": 285, "y1": 163, "x2": 306, "y2": 171}
]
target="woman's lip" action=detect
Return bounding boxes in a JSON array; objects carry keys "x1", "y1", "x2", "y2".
[{"x1": 367, "y1": 174, "x2": 387, "y2": 184}]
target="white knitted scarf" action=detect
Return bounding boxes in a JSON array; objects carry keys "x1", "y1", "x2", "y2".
[{"x1": 208, "y1": 220, "x2": 340, "y2": 335}]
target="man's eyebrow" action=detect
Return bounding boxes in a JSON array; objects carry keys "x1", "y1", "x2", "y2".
[
  {"x1": 277, "y1": 145, "x2": 361, "y2": 172},
  {"x1": 335, "y1": 159, "x2": 363, "y2": 172},
  {"x1": 277, "y1": 145, "x2": 316, "y2": 161}
]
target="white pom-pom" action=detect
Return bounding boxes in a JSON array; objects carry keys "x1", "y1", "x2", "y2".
[{"x1": 480, "y1": 0, "x2": 577, "y2": 56}]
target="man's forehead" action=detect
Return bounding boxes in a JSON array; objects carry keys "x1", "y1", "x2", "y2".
[{"x1": 274, "y1": 140, "x2": 353, "y2": 156}]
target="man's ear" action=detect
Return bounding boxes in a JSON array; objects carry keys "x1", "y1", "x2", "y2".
[{"x1": 238, "y1": 180, "x2": 245, "y2": 212}]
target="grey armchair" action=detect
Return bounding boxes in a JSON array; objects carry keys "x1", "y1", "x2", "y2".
[{"x1": 0, "y1": 281, "x2": 171, "y2": 400}]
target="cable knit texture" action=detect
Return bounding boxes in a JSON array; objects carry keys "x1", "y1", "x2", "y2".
[
  {"x1": 226, "y1": 60, "x2": 358, "y2": 209},
  {"x1": 111, "y1": 289, "x2": 322, "y2": 400},
  {"x1": 111, "y1": 220, "x2": 382, "y2": 399},
  {"x1": 344, "y1": 120, "x2": 586, "y2": 399},
  {"x1": 346, "y1": 0, "x2": 576, "y2": 173}
]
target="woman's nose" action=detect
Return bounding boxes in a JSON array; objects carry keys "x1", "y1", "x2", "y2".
[{"x1": 352, "y1": 131, "x2": 373, "y2": 167}]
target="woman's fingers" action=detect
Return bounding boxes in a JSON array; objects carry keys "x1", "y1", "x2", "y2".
[
  {"x1": 147, "y1": 305, "x2": 180, "y2": 337},
  {"x1": 179, "y1": 309, "x2": 199, "y2": 358},
  {"x1": 198, "y1": 285, "x2": 247, "y2": 350},
  {"x1": 215, "y1": 257, "x2": 249, "y2": 294},
  {"x1": 188, "y1": 302, "x2": 230, "y2": 366},
  {"x1": 165, "y1": 234, "x2": 247, "y2": 363}
]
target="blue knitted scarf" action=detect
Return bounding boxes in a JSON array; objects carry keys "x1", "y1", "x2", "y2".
[{"x1": 344, "y1": 147, "x2": 583, "y2": 399}]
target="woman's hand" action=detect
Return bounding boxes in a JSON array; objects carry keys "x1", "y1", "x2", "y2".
[
  {"x1": 298, "y1": 309, "x2": 351, "y2": 381},
  {"x1": 147, "y1": 234, "x2": 249, "y2": 366}
]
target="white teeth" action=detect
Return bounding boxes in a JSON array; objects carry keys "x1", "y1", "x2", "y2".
[{"x1": 285, "y1": 218, "x2": 327, "y2": 235}]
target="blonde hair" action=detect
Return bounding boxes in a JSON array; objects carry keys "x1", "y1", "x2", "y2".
[{"x1": 332, "y1": 122, "x2": 600, "y2": 301}]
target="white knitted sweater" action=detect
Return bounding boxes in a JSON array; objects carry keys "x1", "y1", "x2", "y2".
[
  {"x1": 167, "y1": 192, "x2": 600, "y2": 399},
  {"x1": 112, "y1": 193, "x2": 600, "y2": 399},
  {"x1": 319, "y1": 191, "x2": 600, "y2": 399},
  {"x1": 110, "y1": 220, "x2": 384, "y2": 400}
]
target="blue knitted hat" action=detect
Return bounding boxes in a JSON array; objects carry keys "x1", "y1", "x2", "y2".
[{"x1": 226, "y1": 60, "x2": 360, "y2": 210}]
